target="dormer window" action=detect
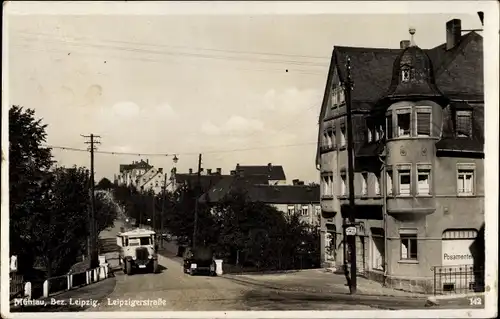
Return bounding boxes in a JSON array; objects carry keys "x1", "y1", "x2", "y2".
[
  {"x1": 401, "y1": 66, "x2": 411, "y2": 83},
  {"x1": 456, "y1": 110, "x2": 472, "y2": 138}
]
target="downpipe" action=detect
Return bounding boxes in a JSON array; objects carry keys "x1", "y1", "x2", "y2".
[{"x1": 378, "y1": 146, "x2": 388, "y2": 280}]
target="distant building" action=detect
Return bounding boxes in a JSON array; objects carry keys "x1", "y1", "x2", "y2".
[
  {"x1": 169, "y1": 167, "x2": 227, "y2": 194},
  {"x1": 315, "y1": 19, "x2": 483, "y2": 292},
  {"x1": 234, "y1": 163, "x2": 287, "y2": 185},
  {"x1": 114, "y1": 159, "x2": 166, "y2": 194},
  {"x1": 200, "y1": 175, "x2": 321, "y2": 226}
]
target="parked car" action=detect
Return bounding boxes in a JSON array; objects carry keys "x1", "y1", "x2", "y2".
[{"x1": 183, "y1": 246, "x2": 216, "y2": 276}]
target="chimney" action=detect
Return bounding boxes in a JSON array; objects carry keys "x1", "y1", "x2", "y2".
[
  {"x1": 298, "y1": 181, "x2": 305, "y2": 185},
  {"x1": 446, "y1": 19, "x2": 462, "y2": 50},
  {"x1": 189, "y1": 168, "x2": 193, "y2": 174},
  {"x1": 216, "y1": 168, "x2": 222, "y2": 175},
  {"x1": 268, "y1": 163, "x2": 272, "y2": 171},
  {"x1": 207, "y1": 169, "x2": 212, "y2": 175},
  {"x1": 146, "y1": 159, "x2": 149, "y2": 164},
  {"x1": 292, "y1": 179, "x2": 299, "y2": 185},
  {"x1": 400, "y1": 40, "x2": 410, "y2": 49},
  {"x1": 230, "y1": 170, "x2": 236, "y2": 176},
  {"x1": 236, "y1": 163, "x2": 240, "y2": 170},
  {"x1": 158, "y1": 168, "x2": 163, "y2": 173}
]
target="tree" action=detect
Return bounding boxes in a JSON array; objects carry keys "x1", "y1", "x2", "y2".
[
  {"x1": 96, "y1": 177, "x2": 114, "y2": 190},
  {"x1": 33, "y1": 167, "x2": 90, "y2": 277},
  {"x1": 9, "y1": 106, "x2": 54, "y2": 274}
]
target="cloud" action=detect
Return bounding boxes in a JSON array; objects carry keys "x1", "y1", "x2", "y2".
[
  {"x1": 201, "y1": 115, "x2": 265, "y2": 136},
  {"x1": 111, "y1": 101, "x2": 141, "y2": 118}
]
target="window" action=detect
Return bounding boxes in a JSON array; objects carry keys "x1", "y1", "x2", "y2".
[
  {"x1": 338, "y1": 88, "x2": 345, "y2": 105},
  {"x1": 340, "y1": 126, "x2": 346, "y2": 147},
  {"x1": 417, "y1": 167, "x2": 430, "y2": 195},
  {"x1": 315, "y1": 206, "x2": 321, "y2": 216},
  {"x1": 401, "y1": 67, "x2": 410, "y2": 83},
  {"x1": 457, "y1": 169, "x2": 474, "y2": 195},
  {"x1": 322, "y1": 132, "x2": 329, "y2": 148},
  {"x1": 386, "y1": 170, "x2": 393, "y2": 195},
  {"x1": 375, "y1": 172, "x2": 381, "y2": 195},
  {"x1": 374, "y1": 126, "x2": 380, "y2": 141},
  {"x1": 367, "y1": 128, "x2": 372, "y2": 143},
  {"x1": 456, "y1": 110, "x2": 472, "y2": 137},
  {"x1": 417, "y1": 111, "x2": 431, "y2": 136},
  {"x1": 361, "y1": 173, "x2": 368, "y2": 195},
  {"x1": 330, "y1": 130, "x2": 336, "y2": 148},
  {"x1": 287, "y1": 205, "x2": 295, "y2": 215},
  {"x1": 340, "y1": 174, "x2": 347, "y2": 196},
  {"x1": 400, "y1": 232, "x2": 418, "y2": 260},
  {"x1": 301, "y1": 206, "x2": 309, "y2": 216},
  {"x1": 386, "y1": 114, "x2": 393, "y2": 138},
  {"x1": 398, "y1": 168, "x2": 411, "y2": 196},
  {"x1": 397, "y1": 112, "x2": 411, "y2": 137},
  {"x1": 322, "y1": 174, "x2": 334, "y2": 197}
]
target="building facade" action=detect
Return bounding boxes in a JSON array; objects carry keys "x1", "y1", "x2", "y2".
[
  {"x1": 201, "y1": 175, "x2": 321, "y2": 226},
  {"x1": 115, "y1": 159, "x2": 166, "y2": 194},
  {"x1": 316, "y1": 19, "x2": 484, "y2": 293}
]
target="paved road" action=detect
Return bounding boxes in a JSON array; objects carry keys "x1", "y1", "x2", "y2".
[
  {"x1": 89, "y1": 252, "x2": 429, "y2": 311},
  {"x1": 87, "y1": 221, "x2": 428, "y2": 311}
]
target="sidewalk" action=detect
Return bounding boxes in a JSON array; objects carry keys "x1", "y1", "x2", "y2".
[
  {"x1": 223, "y1": 268, "x2": 428, "y2": 300},
  {"x1": 10, "y1": 276, "x2": 117, "y2": 312}
]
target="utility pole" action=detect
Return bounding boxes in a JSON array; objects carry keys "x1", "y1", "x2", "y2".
[
  {"x1": 344, "y1": 56, "x2": 357, "y2": 294},
  {"x1": 152, "y1": 190, "x2": 156, "y2": 232},
  {"x1": 160, "y1": 172, "x2": 167, "y2": 248},
  {"x1": 192, "y1": 154, "x2": 202, "y2": 249},
  {"x1": 82, "y1": 133, "x2": 100, "y2": 270}
]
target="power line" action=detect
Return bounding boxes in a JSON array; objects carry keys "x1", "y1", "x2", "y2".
[
  {"x1": 14, "y1": 34, "x2": 329, "y2": 68},
  {"x1": 12, "y1": 29, "x2": 330, "y2": 60},
  {"x1": 13, "y1": 44, "x2": 326, "y2": 77},
  {"x1": 45, "y1": 141, "x2": 317, "y2": 157}
]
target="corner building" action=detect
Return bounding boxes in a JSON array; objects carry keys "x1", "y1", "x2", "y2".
[{"x1": 315, "y1": 19, "x2": 484, "y2": 293}]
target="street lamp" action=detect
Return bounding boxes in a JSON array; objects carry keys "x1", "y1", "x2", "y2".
[{"x1": 173, "y1": 154, "x2": 179, "y2": 164}]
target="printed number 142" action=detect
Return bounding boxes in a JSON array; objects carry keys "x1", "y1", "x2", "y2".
[{"x1": 469, "y1": 297, "x2": 482, "y2": 306}]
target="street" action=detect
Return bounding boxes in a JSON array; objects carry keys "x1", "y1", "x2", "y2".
[{"x1": 90, "y1": 253, "x2": 425, "y2": 311}]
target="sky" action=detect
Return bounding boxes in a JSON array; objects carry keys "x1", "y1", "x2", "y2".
[{"x1": 4, "y1": 3, "x2": 484, "y2": 183}]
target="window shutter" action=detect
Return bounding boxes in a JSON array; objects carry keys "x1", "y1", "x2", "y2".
[
  {"x1": 456, "y1": 111, "x2": 472, "y2": 137},
  {"x1": 417, "y1": 112, "x2": 431, "y2": 135}
]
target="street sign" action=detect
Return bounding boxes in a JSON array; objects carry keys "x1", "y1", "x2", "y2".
[{"x1": 346, "y1": 226, "x2": 357, "y2": 236}]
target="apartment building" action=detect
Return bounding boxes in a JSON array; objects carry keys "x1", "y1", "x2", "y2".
[{"x1": 316, "y1": 19, "x2": 484, "y2": 292}]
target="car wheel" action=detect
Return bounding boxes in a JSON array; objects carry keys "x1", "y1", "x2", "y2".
[{"x1": 125, "y1": 260, "x2": 132, "y2": 275}]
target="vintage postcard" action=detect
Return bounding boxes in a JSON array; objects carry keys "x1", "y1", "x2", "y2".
[{"x1": 1, "y1": 1, "x2": 498, "y2": 318}]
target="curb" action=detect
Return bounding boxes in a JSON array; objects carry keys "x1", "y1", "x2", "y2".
[
  {"x1": 222, "y1": 274, "x2": 428, "y2": 300},
  {"x1": 425, "y1": 292, "x2": 485, "y2": 307}
]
